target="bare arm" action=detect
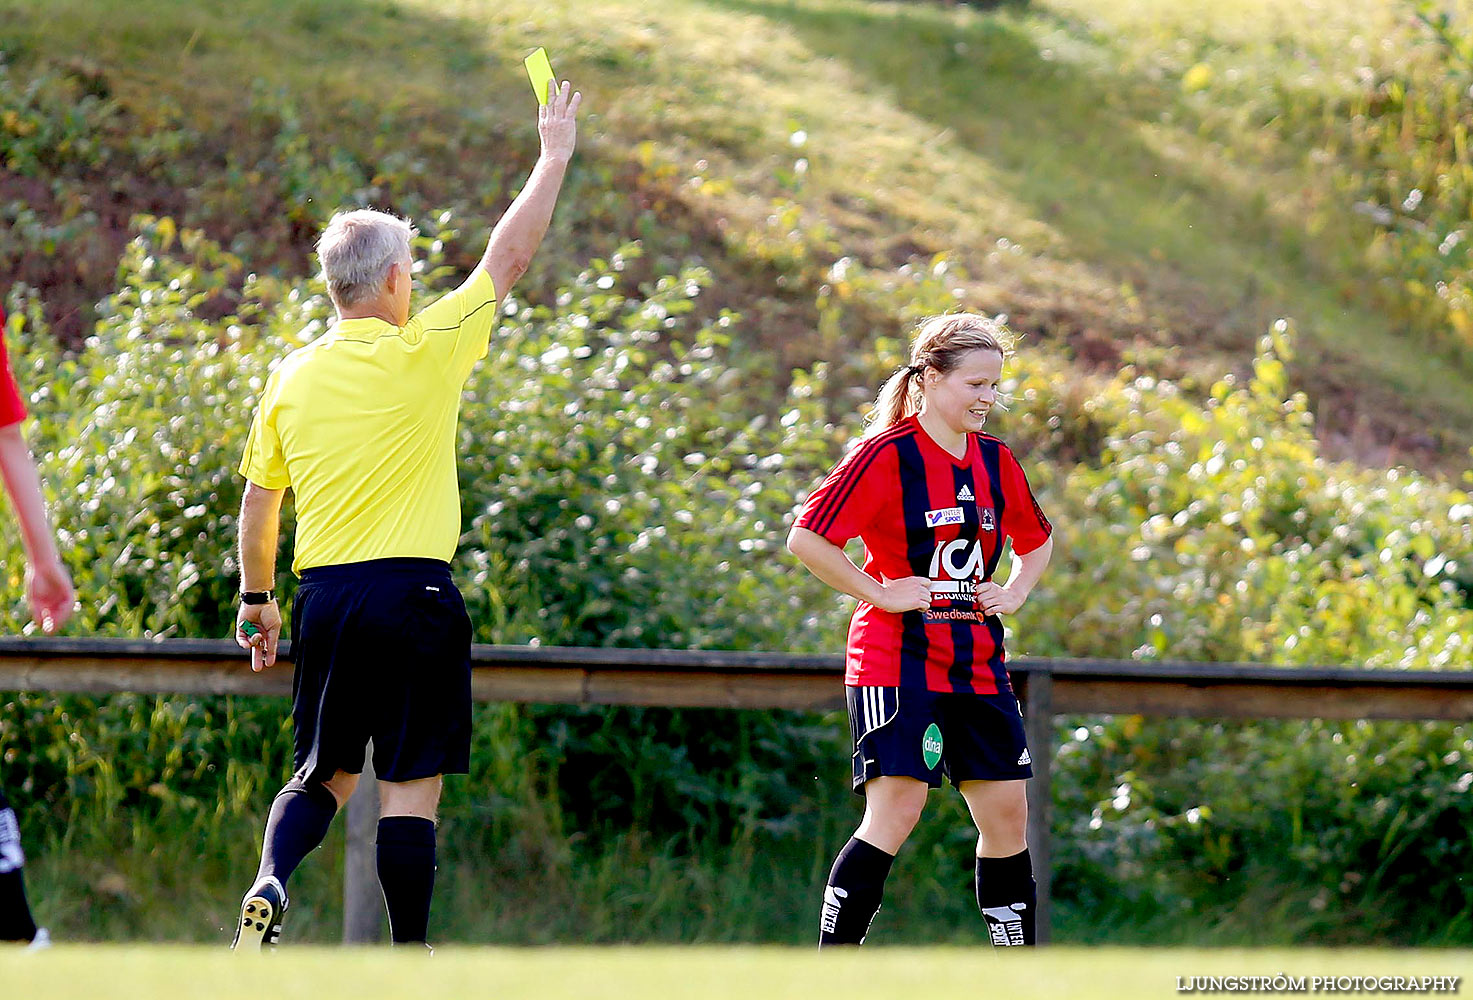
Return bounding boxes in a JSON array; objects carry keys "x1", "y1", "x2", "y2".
[
  {"x1": 236, "y1": 480, "x2": 285, "y2": 670},
  {"x1": 480, "y1": 80, "x2": 584, "y2": 305},
  {"x1": 976, "y1": 535, "x2": 1054, "y2": 616},
  {"x1": 786, "y1": 525, "x2": 931, "y2": 614},
  {"x1": 0, "y1": 424, "x2": 74, "y2": 632}
]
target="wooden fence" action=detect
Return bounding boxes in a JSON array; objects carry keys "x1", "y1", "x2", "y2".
[{"x1": 3, "y1": 636, "x2": 1472, "y2": 945}]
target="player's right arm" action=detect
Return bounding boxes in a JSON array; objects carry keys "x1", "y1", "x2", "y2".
[
  {"x1": 479, "y1": 79, "x2": 583, "y2": 308},
  {"x1": 787, "y1": 527, "x2": 931, "y2": 613},
  {"x1": 788, "y1": 437, "x2": 930, "y2": 614},
  {"x1": 0, "y1": 424, "x2": 74, "y2": 633}
]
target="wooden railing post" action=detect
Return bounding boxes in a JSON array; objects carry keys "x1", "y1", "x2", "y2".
[
  {"x1": 1022, "y1": 668, "x2": 1054, "y2": 945},
  {"x1": 342, "y1": 747, "x2": 383, "y2": 944}
]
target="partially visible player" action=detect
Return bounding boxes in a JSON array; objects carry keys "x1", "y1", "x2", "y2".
[
  {"x1": 0, "y1": 303, "x2": 77, "y2": 947},
  {"x1": 229, "y1": 81, "x2": 582, "y2": 949},
  {"x1": 788, "y1": 313, "x2": 1054, "y2": 948}
]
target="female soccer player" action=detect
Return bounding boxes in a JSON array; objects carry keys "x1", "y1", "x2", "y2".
[{"x1": 788, "y1": 313, "x2": 1054, "y2": 948}]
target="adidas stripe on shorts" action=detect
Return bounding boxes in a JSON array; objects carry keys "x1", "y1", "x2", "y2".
[{"x1": 845, "y1": 685, "x2": 1032, "y2": 794}]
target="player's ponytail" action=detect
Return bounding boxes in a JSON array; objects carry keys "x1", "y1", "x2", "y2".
[
  {"x1": 869, "y1": 364, "x2": 921, "y2": 432},
  {"x1": 865, "y1": 313, "x2": 1014, "y2": 435}
]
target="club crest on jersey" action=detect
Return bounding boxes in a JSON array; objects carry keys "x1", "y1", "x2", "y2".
[
  {"x1": 924, "y1": 506, "x2": 965, "y2": 528},
  {"x1": 957, "y1": 484, "x2": 975, "y2": 502},
  {"x1": 979, "y1": 507, "x2": 996, "y2": 532}
]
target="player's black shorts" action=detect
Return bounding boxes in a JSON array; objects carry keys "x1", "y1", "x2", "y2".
[
  {"x1": 289, "y1": 557, "x2": 472, "y2": 784},
  {"x1": 846, "y1": 684, "x2": 1032, "y2": 794}
]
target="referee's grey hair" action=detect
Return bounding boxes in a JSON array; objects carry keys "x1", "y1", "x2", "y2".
[{"x1": 316, "y1": 209, "x2": 416, "y2": 309}]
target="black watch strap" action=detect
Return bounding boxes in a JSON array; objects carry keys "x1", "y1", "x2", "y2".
[{"x1": 240, "y1": 590, "x2": 275, "y2": 605}]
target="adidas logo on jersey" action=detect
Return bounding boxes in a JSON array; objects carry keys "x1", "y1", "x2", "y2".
[
  {"x1": 957, "y1": 484, "x2": 975, "y2": 501},
  {"x1": 1017, "y1": 749, "x2": 1031, "y2": 766}
]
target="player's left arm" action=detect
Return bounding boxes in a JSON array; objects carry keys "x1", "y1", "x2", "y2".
[
  {"x1": 976, "y1": 535, "x2": 1053, "y2": 616},
  {"x1": 236, "y1": 480, "x2": 285, "y2": 670},
  {"x1": 0, "y1": 423, "x2": 75, "y2": 633},
  {"x1": 977, "y1": 445, "x2": 1054, "y2": 617}
]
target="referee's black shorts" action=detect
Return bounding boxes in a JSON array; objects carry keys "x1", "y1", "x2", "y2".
[{"x1": 289, "y1": 557, "x2": 472, "y2": 785}]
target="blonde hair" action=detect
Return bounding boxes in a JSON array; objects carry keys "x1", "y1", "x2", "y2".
[{"x1": 867, "y1": 313, "x2": 1013, "y2": 433}]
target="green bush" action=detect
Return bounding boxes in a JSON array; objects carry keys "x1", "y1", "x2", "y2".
[{"x1": 2, "y1": 207, "x2": 1471, "y2": 943}]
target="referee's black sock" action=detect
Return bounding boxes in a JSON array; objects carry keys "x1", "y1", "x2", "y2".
[
  {"x1": 255, "y1": 779, "x2": 339, "y2": 891},
  {"x1": 0, "y1": 795, "x2": 39, "y2": 942},
  {"x1": 376, "y1": 816, "x2": 436, "y2": 944},
  {"x1": 818, "y1": 836, "x2": 894, "y2": 948},
  {"x1": 975, "y1": 849, "x2": 1036, "y2": 947}
]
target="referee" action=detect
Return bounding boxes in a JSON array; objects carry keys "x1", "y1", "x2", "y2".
[{"x1": 230, "y1": 82, "x2": 582, "y2": 949}]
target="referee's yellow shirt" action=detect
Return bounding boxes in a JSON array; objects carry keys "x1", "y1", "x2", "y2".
[{"x1": 239, "y1": 268, "x2": 498, "y2": 573}]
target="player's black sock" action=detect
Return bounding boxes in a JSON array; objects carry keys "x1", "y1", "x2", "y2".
[
  {"x1": 254, "y1": 779, "x2": 339, "y2": 890},
  {"x1": 0, "y1": 794, "x2": 39, "y2": 942},
  {"x1": 376, "y1": 816, "x2": 436, "y2": 944},
  {"x1": 818, "y1": 836, "x2": 895, "y2": 948},
  {"x1": 975, "y1": 849, "x2": 1036, "y2": 947}
]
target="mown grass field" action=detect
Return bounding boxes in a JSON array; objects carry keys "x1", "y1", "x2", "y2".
[{"x1": 2, "y1": 946, "x2": 1469, "y2": 1000}]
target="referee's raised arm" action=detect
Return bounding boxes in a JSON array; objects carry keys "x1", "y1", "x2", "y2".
[{"x1": 480, "y1": 79, "x2": 583, "y2": 309}]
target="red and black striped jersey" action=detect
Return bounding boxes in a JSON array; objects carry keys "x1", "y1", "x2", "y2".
[
  {"x1": 0, "y1": 307, "x2": 25, "y2": 429},
  {"x1": 795, "y1": 415, "x2": 1052, "y2": 694}
]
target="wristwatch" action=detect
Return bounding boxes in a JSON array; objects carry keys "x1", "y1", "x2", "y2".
[{"x1": 239, "y1": 590, "x2": 276, "y2": 605}]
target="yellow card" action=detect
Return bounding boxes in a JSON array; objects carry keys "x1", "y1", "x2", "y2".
[{"x1": 524, "y1": 47, "x2": 555, "y2": 105}]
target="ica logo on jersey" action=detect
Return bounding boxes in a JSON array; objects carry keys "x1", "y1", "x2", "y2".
[
  {"x1": 924, "y1": 535, "x2": 995, "y2": 622},
  {"x1": 929, "y1": 537, "x2": 986, "y2": 581}
]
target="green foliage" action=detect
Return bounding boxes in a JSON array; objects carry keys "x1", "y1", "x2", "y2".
[
  {"x1": 456, "y1": 244, "x2": 841, "y2": 650},
  {"x1": 0, "y1": 57, "x2": 121, "y2": 177},
  {"x1": 1310, "y1": 1, "x2": 1473, "y2": 357},
  {"x1": 1053, "y1": 717, "x2": 1473, "y2": 945},
  {"x1": 0, "y1": 212, "x2": 863, "y2": 942},
  {"x1": 1009, "y1": 321, "x2": 1473, "y2": 666},
  {"x1": 3, "y1": 0, "x2": 1473, "y2": 946},
  {"x1": 3, "y1": 208, "x2": 1471, "y2": 944}
]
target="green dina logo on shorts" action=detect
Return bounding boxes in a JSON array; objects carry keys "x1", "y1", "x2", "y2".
[{"x1": 922, "y1": 724, "x2": 943, "y2": 769}]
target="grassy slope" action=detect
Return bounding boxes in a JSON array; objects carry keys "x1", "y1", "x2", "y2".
[
  {"x1": 4, "y1": 946, "x2": 1470, "y2": 1000},
  {"x1": 2, "y1": 0, "x2": 1471, "y2": 466}
]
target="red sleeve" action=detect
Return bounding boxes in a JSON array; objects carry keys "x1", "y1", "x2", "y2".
[
  {"x1": 794, "y1": 436, "x2": 897, "y2": 545},
  {"x1": 999, "y1": 444, "x2": 1051, "y2": 554},
  {"x1": 0, "y1": 308, "x2": 26, "y2": 428}
]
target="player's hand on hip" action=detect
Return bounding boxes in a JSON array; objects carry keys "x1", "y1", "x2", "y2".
[
  {"x1": 236, "y1": 600, "x2": 283, "y2": 671},
  {"x1": 537, "y1": 79, "x2": 582, "y2": 163},
  {"x1": 975, "y1": 580, "x2": 1025, "y2": 616},
  {"x1": 877, "y1": 574, "x2": 932, "y2": 614},
  {"x1": 26, "y1": 557, "x2": 75, "y2": 634}
]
